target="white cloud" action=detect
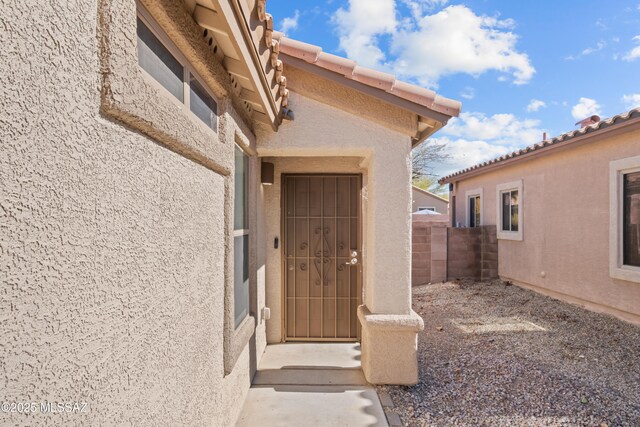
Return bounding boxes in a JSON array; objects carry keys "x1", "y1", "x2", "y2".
[
  {"x1": 460, "y1": 86, "x2": 475, "y2": 99},
  {"x1": 431, "y1": 111, "x2": 546, "y2": 177},
  {"x1": 400, "y1": 0, "x2": 449, "y2": 20},
  {"x1": 622, "y1": 93, "x2": 640, "y2": 110},
  {"x1": 565, "y1": 40, "x2": 606, "y2": 60},
  {"x1": 526, "y1": 99, "x2": 546, "y2": 112},
  {"x1": 333, "y1": 0, "x2": 397, "y2": 68},
  {"x1": 332, "y1": 2, "x2": 534, "y2": 88},
  {"x1": 571, "y1": 97, "x2": 602, "y2": 120},
  {"x1": 279, "y1": 10, "x2": 300, "y2": 34},
  {"x1": 442, "y1": 112, "x2": 544, "y2": 145},
  {"x1": 391, "y1": 5, "x2": 534, "y2": 87},
  {"x1": 432, "y1": 137, "x2": 516, "y2": 177},
  {"x1": 623, "y1": 35, "x2": 640, "y2": 61}
]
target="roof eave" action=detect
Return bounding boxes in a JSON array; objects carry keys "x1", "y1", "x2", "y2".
[
  {"x1": 192, "y1": 0, "x2": 282, "y2": 130},
  {"x1": 439, "y1": 111, "x2": 640, "y2": 184},
  {"x1": 281, "y1": 53, "x2": 456, "y2": 137}
]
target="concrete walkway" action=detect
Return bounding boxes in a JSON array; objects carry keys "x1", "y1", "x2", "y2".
[{"x1": 236, "y1": 343, "x2": 389, "y2": 427}]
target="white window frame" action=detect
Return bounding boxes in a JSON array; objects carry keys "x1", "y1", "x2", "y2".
[
  {"x1": 465, "y1": 188, "x2": 483, "y2": 227},
  {"x1": 137, "y1": 5, "x2": 219, "y2": 133},
  {"x1": 496, "y1": 180, "x2": 523, "y2": 241},
  {"x1": 609, "y1": 155, "x2": 640, "y2": 283},
  {"x1": 418, "y1": 206, "x2": 436, "y2": 212}
]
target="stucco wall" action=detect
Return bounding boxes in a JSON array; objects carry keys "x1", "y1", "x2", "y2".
[
  {"x1": 258, "y1": 91, "x2": 414, "y2": 317},
  {"x1": 411, "y1": 188, "x2": 449, "y2": 214},
  {"x1": 1, "y1": 1, "x2": 263, "y2": 425},
  {"x1": 449, "y1": 131, "x2": 640, "y2": 323}
]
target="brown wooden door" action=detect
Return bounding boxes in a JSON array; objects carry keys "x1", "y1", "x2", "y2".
[{"x1": 283, "y1": 175, "x2": 362, "y2": 341}]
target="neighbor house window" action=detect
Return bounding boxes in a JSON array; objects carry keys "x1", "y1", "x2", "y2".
[
  {"x1": 136, "y1": 9, "x2": 218, "y2": 131},
  {"x1": 234, "y1": 145, "x2": 250, "y2": 327},
  {"x1": 610, "y1": 156, "x2": 640, "y2": 282},
  {"x1": 465, "y1": 188, "x2": 483, "y2": 228},
  {"x1": 418, "y1": 207, "x2": 436, "y2": 212},
  {"x1": 496, "y1": 180, "x2": 523, "y2": 241},
  {"x1": 501, "y1": 190, "x2": 518, "y2": 231}
]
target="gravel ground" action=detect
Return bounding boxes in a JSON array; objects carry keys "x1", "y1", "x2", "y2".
[{"x1": 378, "y1": 280, "x2": 640, "y2": 427}]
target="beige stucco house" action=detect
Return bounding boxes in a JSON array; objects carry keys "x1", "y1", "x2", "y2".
[
  {"x1": 1, "y1": 0, "x2": 461, "y2": 424},
  {"x1": 440, "y1": 109, "x2": 640, "y2": 325},
  {"x1": 412, "y1": 185, "x2": 449, "y2": 213}
]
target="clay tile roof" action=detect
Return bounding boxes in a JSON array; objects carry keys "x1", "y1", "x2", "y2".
[
  {"x1": 439, "y1": 107, "x2": 640, "y2": 184},
  {"x1": 272, "y1": 31, "x2": 461, "y2": 117}
]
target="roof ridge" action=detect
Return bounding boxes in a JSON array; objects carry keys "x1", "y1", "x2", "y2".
[
  {"x1": 439, "y1": 107, "x2": 640, "y2": 183},
  {"x1": 272, "y1": 32, "x2": 461, "y2": 117}
]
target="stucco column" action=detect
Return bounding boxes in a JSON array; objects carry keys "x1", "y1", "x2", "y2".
[{"x1": 359, "y1": 147, "x2": 424, "y2": 385}]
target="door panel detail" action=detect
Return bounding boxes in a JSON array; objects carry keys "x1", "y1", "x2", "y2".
[{"x1": 283, "y1": 175, "x2": 362, "y2": 341}]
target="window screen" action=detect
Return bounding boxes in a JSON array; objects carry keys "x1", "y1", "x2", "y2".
[
  {"x1": 136, "y1": 18, "x2": 183, "y2": 101},
  {"x1": 234, "y1": 234, "x2": 249, "y2": 326},
  {"x1": 234, "y1": 146, "x2": 249, "y2": 327},
  {"x1": 190, "y1": 74, "x2": 217, "y2": 130}
]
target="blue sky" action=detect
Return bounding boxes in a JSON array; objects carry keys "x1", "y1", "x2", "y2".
[{"x1": 267, "y1": 0, "x2": 640, "y2": 176}]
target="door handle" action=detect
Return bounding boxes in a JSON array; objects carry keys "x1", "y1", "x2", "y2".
[{"x1": 345, "y1": 250, "x2": 359, "y2": 265}]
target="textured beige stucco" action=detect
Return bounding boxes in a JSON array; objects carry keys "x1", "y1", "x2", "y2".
[
  {"x1": 258, "y1": 91, "x2": 414, "y2": 316},
  {"x1": 282, "y1": 65, "x2": 418, "y2": 138},
  {"x1": 1, "y1": 1, "x2": 264, "y2": 425},
  {"x1": 257, "y1": 86, "x2": 424, "y2": 383},
  {"x1": 449, "y1": 131, "x2": 640, "y2": 324},
  {"x1": 412, "y1": 187, "x2": 449, "y2": 214}
]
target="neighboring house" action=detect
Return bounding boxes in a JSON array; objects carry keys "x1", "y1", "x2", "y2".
[
  {"x1": 412, "y1": 185, "x2": 449, "y2": 213},
  {"x1": 440, "y1": 109, "x2": 640, "y2": 325},
  {"x1": 1, "y1": 0, "x2": 460, "y2": 425}
]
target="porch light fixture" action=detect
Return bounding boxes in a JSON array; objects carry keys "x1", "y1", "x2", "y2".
[{"x1": 261, "y1": 161, "x2": 274, "y2": 185}]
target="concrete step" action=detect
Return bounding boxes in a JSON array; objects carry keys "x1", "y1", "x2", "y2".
[{"x1": 252, "y1": 367, "x2": 367, "y2": 386}]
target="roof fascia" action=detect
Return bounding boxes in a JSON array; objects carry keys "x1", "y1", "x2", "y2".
[{"x1": 212, "y1": 0, "x2": 280, "y2": 130}]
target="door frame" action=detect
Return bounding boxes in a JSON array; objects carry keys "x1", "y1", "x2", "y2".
[{"x1": 280, "y1": 173, "x2": 363, "y2": 342}]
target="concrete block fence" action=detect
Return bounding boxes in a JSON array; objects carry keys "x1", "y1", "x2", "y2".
[{"x1": 411, "y1": 222, "x2": 498, "y2": 286}]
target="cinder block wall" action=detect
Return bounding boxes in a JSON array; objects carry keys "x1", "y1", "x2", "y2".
[
  {"x1": 447, "y1": 227, "x2": 482, "y2": 279},
  {"x1": 411, "y1": 222, "x2": 432, "y2": 286},
  {"x1": 480, "y1": 226, "x2": 498, "y2": 280},
  {"x1": 411, "y1": 223, "x2": 498, "y2": 285}
]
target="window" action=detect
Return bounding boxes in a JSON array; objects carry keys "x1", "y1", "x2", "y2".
[
  {"x1": 465, "y1": 188, "x2": 483, "y2": 228},
  {"x1": 136, "y1": 10, "x2": 218, "y2": 131},
  {"x1": 234, "y1": 145, "x2": 249, "y2": 328},
  {"x1": 189, "y1": 74, "x2": 217, "y2": 129},
  {"x1": 496, "y1": 180, "x2": 523, "y2": 241},
  {"x1": 418, "y1": 207, "x2": 436, "y2": 212},
  {"x1": 136, "y1": 17, "x2": 183, "y2": 101},
  {"x1": 610, "y1": 156, "x2": 640, "y2": 282},
  {"x1": 623, "y1": 172, "x2": 640, "y2": 267},
  {"x1": 501, "y1": 190, "x2": 518, "y2": 232}
]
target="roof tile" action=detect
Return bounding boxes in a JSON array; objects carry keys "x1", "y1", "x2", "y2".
[
  {"x1": 272, "y1": 31, "x2": 461, "y2": 117},
  {"x1": 439, "y1": 108, "x2": 640, "y2": 183}
]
